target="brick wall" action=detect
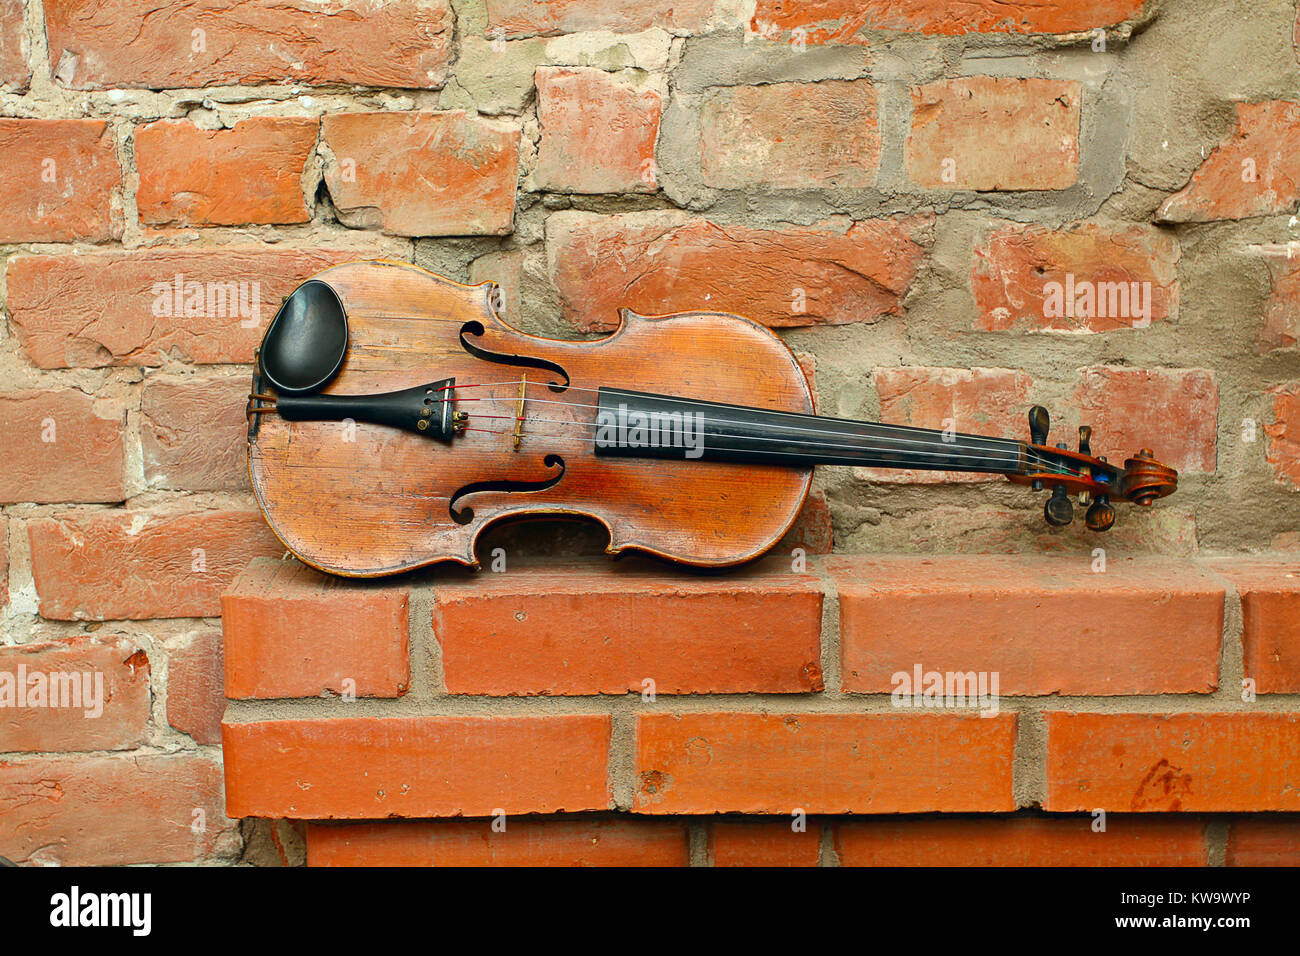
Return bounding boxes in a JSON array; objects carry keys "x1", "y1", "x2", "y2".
[{"x1": 2, "y1": 0, "x2": 1300, "y2": 866}]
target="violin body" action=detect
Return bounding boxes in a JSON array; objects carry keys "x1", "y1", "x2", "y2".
[{"x1": 248, "y1": 259, "x2": 814, "y2": 576}]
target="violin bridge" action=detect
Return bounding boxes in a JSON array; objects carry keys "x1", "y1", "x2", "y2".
[{"x1": 513, "y1": 372, "x2": 527, "y2": 451}]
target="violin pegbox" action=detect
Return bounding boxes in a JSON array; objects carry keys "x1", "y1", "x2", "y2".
[{"x1": 1017, "y1": 405, "x2": 1177, "y2": 533}]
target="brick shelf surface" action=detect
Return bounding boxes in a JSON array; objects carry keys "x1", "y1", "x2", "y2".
[{"x1": 195, "y1": 553, "x2": 1300, "y2": 866}]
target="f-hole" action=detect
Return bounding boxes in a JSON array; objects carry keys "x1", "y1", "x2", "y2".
[
  {"x1": 449, "y1": 454, "x2": 567, "y2": 525},
  {"x1": 459, "y1": 321, "x2": 570, "y2": 392}
]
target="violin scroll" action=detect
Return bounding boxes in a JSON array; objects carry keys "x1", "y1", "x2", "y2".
[{"x1": 1120, "y1": 448, "x2": 1179, "y2": 506}]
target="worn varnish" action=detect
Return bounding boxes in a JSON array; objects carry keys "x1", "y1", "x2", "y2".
[{"x1": 249, "y1": 260, "x2": 813, "y2": 576}]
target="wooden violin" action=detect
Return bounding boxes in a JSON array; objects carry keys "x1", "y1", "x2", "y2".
[{"x1": 246, "y1": 260, "x2": 1178, "y2": 577}]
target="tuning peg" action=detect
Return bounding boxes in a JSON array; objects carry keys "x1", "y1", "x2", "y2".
[
  {"x1": 1029, "y1": 406, "x2": 1050, "y2": 490},
  {"x1": 1045, "y1": 483, "x2": 1074, "y2": 526},
  {"x1": 1029, "y1": 406, "x2": 1049, "y2": 444},
  {"x1": 1077, "y1": 425, "x2": 1093, "y2": 506},
  {"x1": 1085, "y1": 494, "x2": 1115, "y2": 531}
]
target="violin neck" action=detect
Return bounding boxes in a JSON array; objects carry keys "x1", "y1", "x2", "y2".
[{"x1": 593, "y1": 388, "x2": 1027, "y2": 476}]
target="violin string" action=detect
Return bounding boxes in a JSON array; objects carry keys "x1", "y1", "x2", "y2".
[
  {"x1": 456, "y1": 412, "x2": 1084, "y2": 476},
  {"x1": 441, "y1": 391, "x2": 1023, "y2": 455},
  {"x1": 432, "y1": 385, "x2": 1088, "y2": 476},
  {"x1": 445, "y1": 380, "x2": 1025, "y2": 447}
]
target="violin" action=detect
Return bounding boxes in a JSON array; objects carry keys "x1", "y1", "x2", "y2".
[{"x1": 245, "y1": 260, "x2": 1178, "y2": 577}]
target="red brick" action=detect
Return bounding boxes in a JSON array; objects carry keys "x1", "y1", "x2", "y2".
[
  {"x1": 0, "y1": 0, "x2": 28, "y2": 90},
  {"x1": 45, "y1": 0, "x2": 452, "y2": 89},
  {"x1": 165, "y1": 625, "x2": 224, "y2": 746},
  {"x1": 777, "y1": 489, "x2": 834, "y2": 554},
  {"x1": 1157, "y1": 101, "x2": 1300, "y2": 223},
  {"x1": 699, "y1": 79, "x2": 878, "y2": 188},
  {"x1": 710, "y1": 819, "x2": 822, "y2": 866},
  {"x1": 971, "y1": 221, "x2": 1179, "y2": 332},
  {"x1": 547, "y1": 210, "x2": 929, "y2": 331},
  {"x1": 222, "y1": 558, "x2": 409, "y2": 699},
  {"x1": 1211, "y1": 559, "x2": 1300, "y2": 694},
  {"x1": 1258, "y1": 245, "x2": 1300, "y2": 350},
  {"x1": 435, "y1": 559, "x2": 821, "y2": 695},
  {"x1": 861, "y1": 367, "x2": 1031, "y2": 484},
  {"x1": 833, "y1": 555, "x2": 1223, "y2": 696},
  {"x1": 835, "y1": 815, "x2": 1208, "y2": 866},
  {"x1": 321, "y1": 111, "x2": 519, "y2": 237},
  {"x1": 0, "y1": 515, "x2": 7, "y2": 612},
  {"x1": 0, "y1": 637, "x2": 151, "y2": 752},
  {"x1": 306, "y1": 817, "x2": 689, "y2": 866},
  {"x1": 6, "y1": 247, "x2": 355, "y2": 368},
  {"x1": 1045, "y1": 712, "x2": 1300, "y2": 811},
  {"x1": 223, "y1": 715, "x2": 611, "y2": 818},
  {"x1": 751, "y1": 0, "x2": 1150, "y2": 44},
  {"x1": 906, "y1": 77, "x2": 1080, "y2": 190},
  {"x1": 1266, "y1": 383, "x2": 1300, "y2": 487},
  {"x1": 141, "y1": 372, "x2": 249, "y2": 491},
  {"x1": 1074, "y1": 366, "x2": 1218, "y2": 473},
  {"x1": 0, "y1": 754, "x2": 234, "y2": 865},
  {"x1": 135, "y1": 118, "x2": 316, "y2": 227},
  {"x1": 0, "y1": 118, "x2": 121, "y2": 241},
  {"x1": 27, "y1": 508, "x2": 282, "y2": 620},
  {"x1": 1226, "y1": 817, "x2": 1300, "y2": 866},
  {"x1": 486, "y1": 0, "x2": 720, "y2": 36},
  {"x1": 534, "y1": 66, "x2": 662, "y2": 193},
  {"x1": 0, "y1": 389, "x2": 126, "y2": 504},
  {"x1": 634, "y1": 712, "x2": 1017, "y2": 813}
]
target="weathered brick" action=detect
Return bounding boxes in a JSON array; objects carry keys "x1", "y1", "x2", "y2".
[
  {"x1": 27, "y1": 508, "x2": 283, "y2": 620},
  {"x1": 835, "y1": 815, "x2": 1208, "y2": 866},
  {"x1": 534, "y1": 66, "x2": 662, "y2": 193},
  {"x1": 634, "y1": 712, "x2": 1017, "y2": 813},
  {"x1": 433, "y1": 559, "x2": 822, "y2": 695},
  {"x1": 1266, "y1": 383, "x2": 1300, "y2": 487},
  {"x1": 135, "y1": 118, "x2": 316, "y2": 226},
  {"x1": 1257, "y1": 245, "x2": 1300, "y2": 351},
  {"x1": 0, "y1": 753, "x2": 235, "y2": 865},
  {"x1": 1211, "y1": 560, "x2": 1300, "y2": 694},
  {"x1": 222, "y1": 558, "x2": 409, "y2": 699},
  {"x1": 165, "y1": 625, "x2": 224, "y2": 746},
  {"x1": 906, "y1": 77, "x2": 1080, "y2": 190},
  {"x1": 486, "y1": 0, "x2": 721, "y2": 36},
  {"x1": 0, "y1": 118, "x2": 121, "y2": 241},
  {"x1": 141, "y1": 373, "x2": 249, "y2": 491},
  {"x1": 1157, "y1": 101, "x2": 1300, "y2": 222},
  {"x1": 1045, "y1": 713, "x2": 1300, "y2": 811},
  {"x1": 860, "y1": 367, "x2": 1031, "y2": 484},
  {"x1": 0, "y1": 515, "x2": 7, "y2": 613},
  {"x1": 0, "y1": 637, "x2": 151, "y2": 753},
  {"x1": 306, "y1": 817, "x2": 690, "y2": 866},
  {"x1": 1074, "y1": 366, "x2": 1218, "y2": 473},
  {"x1": 223, "y1": 715, "x2": 611, "y2": 818},
  {"x1": 750, "y1": 0, "x2": 1151, "y2": 44},
  {"x1": 0, "y1": 389, "x2": 126, "y2": 504},
  {"x1": 321, "y1": 111, "x2": 519, "y2": 237},
  {"x1": 6, "y1": 247, "x2": 355, "y2": 368},
  {"x1": 700, "y1": 79, "x2": 878, "y2": 188},
  {"x1": 0, "y1": 0, "x2": 28, "y2": 90},
  {"x1": 710, "y1": 819, "x2": 822, "y2": 866},
  {"x1": 1226, "y1": 817, "x2": 1300, "y2": 866},
  {"x1": 832, "y1": 555, "x2": 1223, "y2": 696},
  {"x1": 45, "y1": 0, "x2": 452, "y2": 89},
  {"x1": 971, "y1": 221, "x2": 1179, "y2": 332},
  {"x1": 547, "y1": 210, "x2": 929, "y2": 331},
  {"x1": 777, "y1": 489, "x2": 834, "y2": 554}
]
